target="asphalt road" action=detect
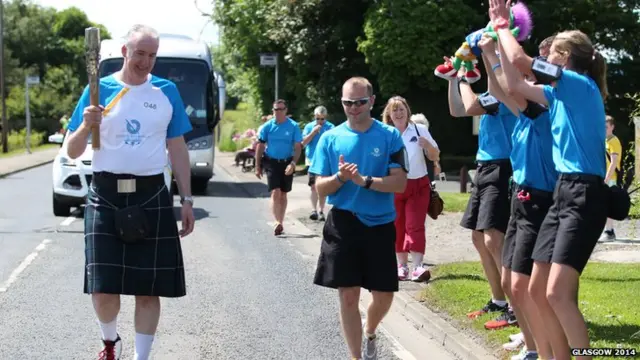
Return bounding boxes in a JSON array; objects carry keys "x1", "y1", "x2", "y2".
[{"x1": 0, "y1": 163, "x2": 450, "y2": 360}]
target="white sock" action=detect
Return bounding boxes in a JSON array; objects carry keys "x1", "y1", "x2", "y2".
[
  {"x1": 98, "y1": 318, "x2": 118, "y2": 341},
  {"x1": 134, "y1": 333, "x2": 155, "y2": 360},
  {"x1": 410, "y1": 252, "x2": 424, "y2": 269},
  {"x1": 492, "y1": 299, "x2": 508, "y2": 307}
]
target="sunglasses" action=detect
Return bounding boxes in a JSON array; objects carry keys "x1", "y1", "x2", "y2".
[
  {"x1": 273, "y1": 107, "x2": 286, "y2": 112},
  {"x1": 315, "y1": 117, "x2": 325, "y2": 121},
  {"x1": 341, "y1": 98, "x2": 369, "y2": 107}
]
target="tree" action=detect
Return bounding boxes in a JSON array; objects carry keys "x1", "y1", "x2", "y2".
[
  {"x1": 0, "y1": 0, "x2": 111, "y2": 136},
  {"x1": 211, "y1": 0, "x2": 640, "y2": 162}
]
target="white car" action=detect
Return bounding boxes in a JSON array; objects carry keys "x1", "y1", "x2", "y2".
[{"x1": 49, "y1": 131, "x2": 173, "y2": 217}]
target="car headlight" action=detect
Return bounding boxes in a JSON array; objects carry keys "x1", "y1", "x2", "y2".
[
  {"x1": 187, "y1": 138, "x2": 211, "y2": 150},
  {"x1": 60, "y1": 156, "x2": 76, "y2": 166}
]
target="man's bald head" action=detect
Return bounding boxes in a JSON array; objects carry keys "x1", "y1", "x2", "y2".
[
  {"x1": 124, "y1": 24, "x2": 160, "y2": 55},
  {"x1": 342, "y1": 77, "x2": 373, "y2": 97}
]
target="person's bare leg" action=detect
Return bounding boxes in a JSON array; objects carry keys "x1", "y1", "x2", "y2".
[
  {"x1": 310, "y1": 185, "x2": 318, "y2": 212},
  {"x1": 529, "y1": 262, "x2": 571, "y2": 360},
  {"x1": 396, "y1": 252, "x2": 409, "y2": 265},
  {"x1": 339, "y1": 287, "x2": 363, "y2": 358},
  {"x1": 319, "y1": 194, "x2": 327, "y2": 214},
  {"x1": 484, "y1": 229, "x2": 505, "y2": 280},
  {"x1": 502, "y1": 269, "x2": 535, "y2": 351},
  {"x1": 472, "y1": 230, "x2": 506, "y2": 301},
  {"x1": 270, "y1": 190, "x2": 279, "y2": 222},
  {"x1": 364, "y1": 291, "x2": 394, "y2": 335},
  {"x1": 134, "y1": 296, "x2": 161, "y2": 360},
  {"x1": 547, "y1": 263, "x2": 591, "y2": 360},
  {"x1": 93, "y1": 293, "x2": 121, "y2": 340},
  {"x1": 277, "y1": 192, "x2": 287, "y2": 224},
  {"x1": 513, "y1": 272, "x2": 553, "y2": 359}
]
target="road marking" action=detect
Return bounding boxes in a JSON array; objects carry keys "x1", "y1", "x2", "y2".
[
  {"x1": 60, "y1": 210, "x2": 81, "y2": 226},
  {"x1": 0, "y1": 239, "x2": 52, "y2": 293},
  {"x1": 358, "y1": 301, "x2": 418, "y2": 360},
  {"x1": 60, "y1": 216, "x2": 77, "y2": 226}
]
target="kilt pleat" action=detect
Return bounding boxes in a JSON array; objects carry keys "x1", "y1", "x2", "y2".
[{"x1": 83, "y1": 173, "x2": 186, "y2": 298}]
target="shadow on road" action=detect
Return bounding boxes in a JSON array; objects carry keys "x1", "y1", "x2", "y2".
[
  {"x1": 201, "y1": 181, "x2": 270, "y2": 199},
  {"x1": 172, "y1": 207, "x2": 213, "y2": 221},
  {"x1": 277, "y1": 234, "x2": 319, "y2": 239}
]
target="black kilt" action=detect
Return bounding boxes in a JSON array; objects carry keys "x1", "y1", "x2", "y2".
[{"x1": 83, "y1": 171, "x2": 186, "y2": 298}]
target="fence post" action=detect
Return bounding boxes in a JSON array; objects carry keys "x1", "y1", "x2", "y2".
[
  {"x1": 634, "y1": 117, "x2": 640, "y2": 182},
  {"x1": 460, "y1": 165, "x2": 468, "y2": 193}
]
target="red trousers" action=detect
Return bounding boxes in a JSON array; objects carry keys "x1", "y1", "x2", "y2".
[{"x1": 394, "y1": 175, "x2": 431, "y2": 254}]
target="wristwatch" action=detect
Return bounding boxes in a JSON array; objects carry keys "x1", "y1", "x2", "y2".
[
  {"x1": 364, "y1": 175, "x2": 373, "y2": 189},
  {"x1": 180, "y1": 196, "x2": 194, "y2": 205}
]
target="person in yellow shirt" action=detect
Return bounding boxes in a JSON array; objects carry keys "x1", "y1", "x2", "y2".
[{"x1": 601, "y1": 115, "x2": 622, "y2": 241}]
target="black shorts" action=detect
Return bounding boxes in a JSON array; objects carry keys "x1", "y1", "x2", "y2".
[
  {"x1": 532, "y1": 173, "x2": 608, "y2": 274},
  {"x1": 460, "y1": 159, "x2": 512, "y2": 234},
  {"x1": 263, "y1": 156, "x2": 294, "y2": 192},
  {"x1": 314, "y1": 208, "x2": 398, "y2": 292},
  {"x1": 503, "y1": 185, "x2": 554, "y2": 276},
  {"x1": 308, "y1": 172, "x2": 317, "y2": 187}
]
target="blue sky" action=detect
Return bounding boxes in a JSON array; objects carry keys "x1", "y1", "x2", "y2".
[{"x1": 34, "y1": 0, "x2": 219, "y2": 45}]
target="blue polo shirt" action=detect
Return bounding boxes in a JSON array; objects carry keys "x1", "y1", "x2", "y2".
[
  {"x1": 309, "y1": 120, "x2": 407, "y2": 227},
  {"x1": 510, "y1": 110, "x2": 558, "y2": 192},
  {"x1": 258, "y1": 117, "x2": 303, "y2": 160},
  {"x1": 476, "y1": 103, "x2": 517, "y2": 161},
  {"x1": 543, "y1": 70, "x2": 606, "y2": 177},
  {"x1": 302, "y1": 120, "x2": 335, "y2": 165}
]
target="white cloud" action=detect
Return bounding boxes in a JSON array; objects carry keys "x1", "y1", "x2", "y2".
[{"x1": 33, "y1": 0, "x2": 219, "y2": 45}]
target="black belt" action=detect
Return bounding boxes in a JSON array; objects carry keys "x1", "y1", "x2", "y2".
[
  {"x1": 559, "y1": 173, "x2": 602, "y2": 184},
  {"x1": 264, "y1": 156, "x2": 293, "y2": 164},
  {"x1": 477, "y1": 159, "x2": 510, "y2": 166},
  {"x1": 514, "y1": 184, "x2": 553, "y2": 200},
  {"x1": 92, "y1": 171, "x2": 165, "y2": 190}
]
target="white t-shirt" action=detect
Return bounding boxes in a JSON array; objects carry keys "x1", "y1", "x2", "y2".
[
  {"x1": 401, "y1": 123, "x2": 438, "y2": 180},
  {"x1": 67, "y1": 74, "x2": 192, "y2": 176}
]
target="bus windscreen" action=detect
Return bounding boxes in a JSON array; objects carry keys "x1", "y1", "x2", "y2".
[{"x1": 99, "y1": 58, "x2": 211, "y2": 126}]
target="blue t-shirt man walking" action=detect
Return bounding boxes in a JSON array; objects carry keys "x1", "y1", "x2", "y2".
[
  {"x1": 310, "y1": 76, "x2": 408, "y2": 360},
  {"x1": 255, "y1": 99, "x2": 303, "y2": 236},
  {"x1": 302, "y1": 105, "x2": 335, "y2": 221}
]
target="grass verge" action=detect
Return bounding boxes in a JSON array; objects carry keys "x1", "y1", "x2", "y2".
[
  {"x1": 218, "y1": 103, "x2": 258, "y2": 152},
  {"x1": 419, "y1": 261, "x2": 640, "y2": 360},
  {"x1": 0, "y1": 143, "x2": 58, "y2": 158},
  {"x1": 440, "y1": 191, "x2": 471, "y2": 213}
]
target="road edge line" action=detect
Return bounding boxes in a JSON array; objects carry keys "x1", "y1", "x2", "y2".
[{"x1": 0, "y1": 159, "x2": 55, "y2": 179}]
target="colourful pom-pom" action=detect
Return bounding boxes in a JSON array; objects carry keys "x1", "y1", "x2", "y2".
[{"x1": 511, "y1": 2, "x2": 533, "y2": 41}]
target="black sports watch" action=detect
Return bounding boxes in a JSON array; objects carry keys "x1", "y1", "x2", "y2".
[{"x1": 364, "y1": 175, "x2": 373, "y2": 189}]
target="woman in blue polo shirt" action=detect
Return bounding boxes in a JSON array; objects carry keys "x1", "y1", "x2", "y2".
[
  {"x1": 447, "y1": 59, "x2": 517, "y2": 325},
  {"x1": 490, "y1": 0, "x2": 609, "y2": 355},
  {"x1": 480, "y1": 34, "x2": 560, "y2": 360}
]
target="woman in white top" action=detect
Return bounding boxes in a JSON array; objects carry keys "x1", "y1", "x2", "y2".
[{"x1": 383, "y1": 96, "x2": 440, "y2": 282}]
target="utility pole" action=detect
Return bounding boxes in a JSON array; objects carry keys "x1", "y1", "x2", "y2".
[{"x1": 0, "y1": 0, "x2": 7, "y2": 154}]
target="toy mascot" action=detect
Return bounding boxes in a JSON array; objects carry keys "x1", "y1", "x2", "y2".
[{"x1": 434, "y1": 2, "x2": 533, "y2": 83}]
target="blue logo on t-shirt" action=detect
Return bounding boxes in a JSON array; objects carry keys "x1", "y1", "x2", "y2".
[{"x1": 125, "y1": 119, "x2": 142, "y2": 146}]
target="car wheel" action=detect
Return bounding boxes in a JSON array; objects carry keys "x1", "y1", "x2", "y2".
[
  {"x1": 53, "y1": 193, "x2": 71, "y2": 217},
  {"x1": 192, "y1": 178, "x2": 209, "y2": 194}
]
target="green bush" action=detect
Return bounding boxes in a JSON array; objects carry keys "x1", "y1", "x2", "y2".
[
  {"x1": 217, "y1": 102, "x2": 262, "y2": 153},
  {"x1": 5, "y1": 129, "x2": 46, "y2": 152}
]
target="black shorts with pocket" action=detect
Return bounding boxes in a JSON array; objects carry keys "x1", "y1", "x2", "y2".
[
  {"x1": 460, "y1": 159, "x2": 512, "y2": 234},
  {"x1": 532, "y1": 173, "x2": 608, "y2": 274},
  {"x1": 263, "y1": 156, "x2": 294, "y2": 192},
  {"x1": 314, "y1": 208, "x2": 398, "y2": 292},
  {"x1": 503, "y1": 185, "x2": 554, "y2": 276},
  {"x1": 308, "y1": 172, "x2": 317, "y2": 187}
]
